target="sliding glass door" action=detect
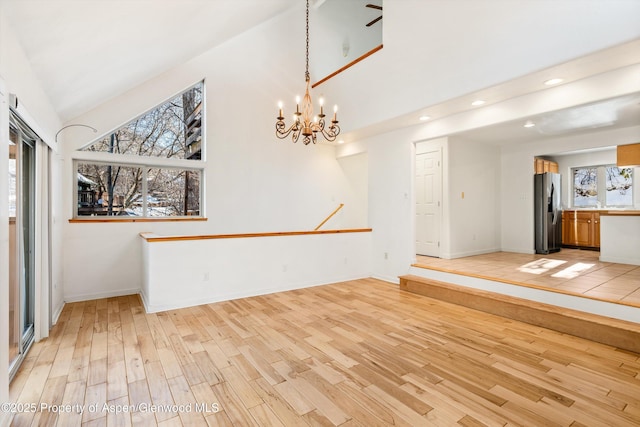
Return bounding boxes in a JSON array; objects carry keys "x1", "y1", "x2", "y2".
[{"x1": 8, "y1": 116, "x2": 36, "y2": 379}]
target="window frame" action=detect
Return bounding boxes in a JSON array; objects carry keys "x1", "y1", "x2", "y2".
[
  {"x1": 571, "y1": 164, "x2": 635, "y2": 209},
  {"x1": 71, "y1": 81, "x2": 206, "y2": 221},
  {"x1": 72, "y1": 157, "x2": 204, "y2": 220}
]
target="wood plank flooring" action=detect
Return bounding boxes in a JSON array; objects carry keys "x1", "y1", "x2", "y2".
[
  {"x1": 415, "y1": 249, "x2": 640, "y2": 307},
  {"x1": 9, "y1": 278, "x2": 640, "y2": 426}
]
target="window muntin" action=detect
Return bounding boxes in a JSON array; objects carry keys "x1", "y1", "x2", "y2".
[
  {"x1": 76, "y1": 162, "x2": 201, "y2": 217},
  {"x1": 572, "y1": 165, "x2": 634, "y2": 208}
]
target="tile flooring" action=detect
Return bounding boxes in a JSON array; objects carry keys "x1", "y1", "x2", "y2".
[{"x1": 414, "y1": 248, "x2": 640, "y2": 307}]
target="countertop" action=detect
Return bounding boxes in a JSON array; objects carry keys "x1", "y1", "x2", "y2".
[{"x1": 564, "y1": 209, "x2": 640, "y2": 216}]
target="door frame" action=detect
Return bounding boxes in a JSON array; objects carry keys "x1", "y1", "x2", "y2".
[{"x1": 8, "y1": 113, "x2": 38, "y2": 381}]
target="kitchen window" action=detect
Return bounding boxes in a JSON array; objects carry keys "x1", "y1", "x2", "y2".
[{"x1": 572, "y1": 165, "x2": 633, "y2": 208}]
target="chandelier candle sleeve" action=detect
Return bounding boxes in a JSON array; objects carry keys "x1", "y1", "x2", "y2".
[{"x1": 275, "y1": 0, "x2": 341, "y2": 145}]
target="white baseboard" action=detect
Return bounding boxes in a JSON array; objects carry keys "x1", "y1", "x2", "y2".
[
  {"x1": 64, "y1": 287, "x2": 140, "y2": 303},
  {"x1": 371, "y1": 274, "x2": 400, "y2": 284},
  {"x1": 51, "y1": 301, "x2": 65, "y2": 325},
  {"x1": 500, "y1": 247, "x2": 535, "y2": 254},
  {"x1": 446, "y1": 248, "x2": 501, "y2": 259},
  {"x1": 599, "y1": 254, "x2": 640, "y2": 265}
]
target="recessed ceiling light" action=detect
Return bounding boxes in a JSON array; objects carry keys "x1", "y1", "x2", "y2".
[
  {"x1": 524, "y1": 120, "x2": 536, "y2": 128},
  {"x1": 544, "y1": 78, "x2": 563, "y2": 86},
  {"x1": 471, "y1": 100, "x2": 485, "y2": 106},
  {"x1": 419, "y1": 115, "x2": 430, "y2": 121},
  {"x1": 338, "y1": 139, "x2": 345, "y2": 144}
]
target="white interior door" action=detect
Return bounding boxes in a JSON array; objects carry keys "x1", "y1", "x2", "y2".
[{"x1": 415, "y1": 149, "x2": 441, "y2": 256}]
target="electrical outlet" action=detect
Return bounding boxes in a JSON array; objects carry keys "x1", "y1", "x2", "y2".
[
  {"x1": 384, "y1": 252, "x2": 388, "y2": 260},
  {"x1": 203, "y1": 272, "x2": 209, "y2": 281}
]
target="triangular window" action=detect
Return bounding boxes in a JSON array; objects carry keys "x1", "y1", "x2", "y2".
[{"x1": 81, "y1": 81, "x2": 203, "y2": 160}]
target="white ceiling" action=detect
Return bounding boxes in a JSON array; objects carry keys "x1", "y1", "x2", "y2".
[
  {"x1": 1, "y1": 0, "x2": 298, "y2": 121},
  {"x1": 452, "y1": 93, "x2": 640, "y2": 147},
  {"x1": 339, "y1": 38, "x2": 640, "y2": 145},
  {"x1": 2, "y1": 0, "x2": 639, "y2": 143}
]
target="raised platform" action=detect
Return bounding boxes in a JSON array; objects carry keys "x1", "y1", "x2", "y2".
[{"x1": 400, "y1": 274, "x2": 640, "y2": 353}]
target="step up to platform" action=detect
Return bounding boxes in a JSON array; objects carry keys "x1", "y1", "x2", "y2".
[{"x1": 400, "y1": 274, "x2": 640, "y2": 353}]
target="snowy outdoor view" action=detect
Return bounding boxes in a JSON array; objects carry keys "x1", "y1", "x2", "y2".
[
  {"x1": 76, "y1": 82, "x2": 203, "y2": 217},
  {"x1": 574, "y1": 166, "x2": 633, "y2": 207}
]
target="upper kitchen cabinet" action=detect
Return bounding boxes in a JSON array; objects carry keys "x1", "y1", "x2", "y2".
[{"x1": 534, "y1": 158, "x2": 558, "y2": 174}]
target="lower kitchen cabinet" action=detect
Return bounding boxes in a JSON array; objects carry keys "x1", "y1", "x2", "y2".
[{"x1": 562, "y1": 210, "x2": 600, "y2": 249}]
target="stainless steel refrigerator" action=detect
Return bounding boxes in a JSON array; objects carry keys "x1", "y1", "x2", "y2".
[{"x1": 535, "y1": 172, "x2": 562, "y2": 254}]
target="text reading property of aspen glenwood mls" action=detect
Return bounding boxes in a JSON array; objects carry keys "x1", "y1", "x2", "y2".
[{"x1": 1, "y1": 402, "x2": 221, "y2": 415}]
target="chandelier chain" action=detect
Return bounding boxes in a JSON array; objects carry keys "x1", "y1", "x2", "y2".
[{"x1": 305, "y1": 0, "x2": 310, "y2": 82}]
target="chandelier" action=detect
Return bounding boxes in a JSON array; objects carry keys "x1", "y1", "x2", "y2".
[{"x1": 276, "y1": 0, "x2": 340, "y2": 145}]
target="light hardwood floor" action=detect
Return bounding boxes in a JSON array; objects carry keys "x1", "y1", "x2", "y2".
[
  {"x1": 9, "y1": 278, "x2": 640, "y2": 426},
  {"x1": 415, "y1": 249, "x2": 640, "y2": 307}
]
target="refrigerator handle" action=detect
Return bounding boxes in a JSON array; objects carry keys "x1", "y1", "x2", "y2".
[{"x1": 550, "y1": 182, "x2": 559, "y2": 225}]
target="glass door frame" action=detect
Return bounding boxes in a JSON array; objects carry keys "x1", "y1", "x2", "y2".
[{"x1": 8, "y1": 114, "x2": 37, "y2": 381}]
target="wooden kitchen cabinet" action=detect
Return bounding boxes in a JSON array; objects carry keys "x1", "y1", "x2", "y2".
[
  {"x1": 562, "y1": 210, "x2": 600, "y2": 249},
  {"x1": 534, "y1": 158, "x2": 559, "y2": 174}
]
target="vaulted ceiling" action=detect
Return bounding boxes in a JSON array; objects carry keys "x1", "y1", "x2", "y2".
[
  {"x1": 2, "y1": 0, "x2": 639, "y2": 144},
  {"x1": 1, "y1": 0, "x2": 298, "y2": 121}
]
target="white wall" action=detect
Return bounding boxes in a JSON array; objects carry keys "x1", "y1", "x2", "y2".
[
  {"x1": 0, "y1": 6, "x2": 63, "y2": 425},
  {"x1": 337, "y1": 152, "x2": 368, "y2": 228},
  {"x1": 0, "y1": 72, "x2": 11, "y2": 427},
  {"x1": 316, "y1": 0, "x2": 640, "y2": 134},
  {"x1": 350, "y1": 129, "x2": 503, "y2": 283},
  {"x1": 447, "y1": 137, "x2": 501, "y2": 258},
  {"x1": 311, "y1": 0, "x2": 381, "y2": 81},
  {"x1": 0, "y1": 4, "x2": 64, "y2": 320},
  {"x1": 141, "y1": 231, "x2": 372, "y2": 312},
  {"x1": 367, "y1": 130, "x2": 415, "y2": 283},
  {"x1": 61, "y1": 8, "x2": 370, "y2": 302}
]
